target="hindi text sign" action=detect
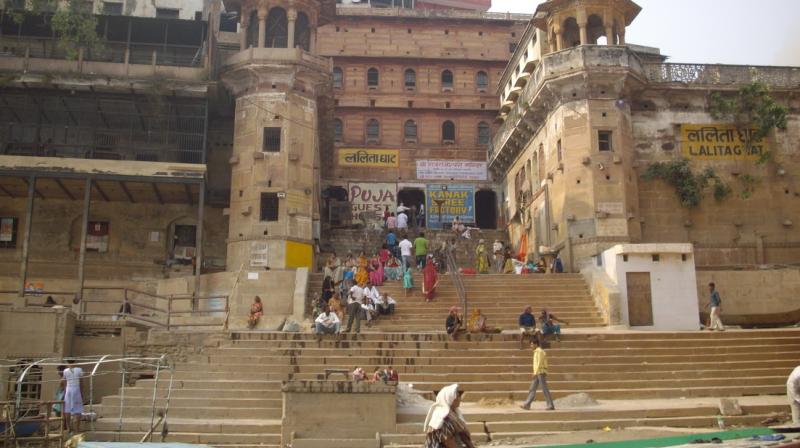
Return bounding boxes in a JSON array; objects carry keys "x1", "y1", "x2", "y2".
[
  {"x1": 416, "y1": 160, "x2": 488, "y2": 181},
  {"x1": 338, "y1": 149, "x2": 400, "y2": 167},
  {"x1": 681, "y1": 124, "x2": 769, "y2": 161}
]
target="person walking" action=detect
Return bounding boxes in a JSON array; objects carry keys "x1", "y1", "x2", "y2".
[
  {"x1": 423, "y1": 384, "x2": 475, "y2": 448},
  {"x1": 399, "y1": 235, "x2": 414, "y2": 271},
  {"x1": 492, "y1": 240, "x2": 504, "y2": 273},
  {"x1": 707, "y1": 282, "x2": 724, "y2": 331},
  {"x1": 788, "y1": 365, "x2": 800, "y2": 424},
  {"x1": 62, "y1": 359, "x2": 85, "y2": 433},
  {"x1": 414, "y1": 232, "x2": 429, "y2": 269},
  {"x1": 345, "y1": 283, "x2": 365, "y2": 334},
  {"x1": 520, "y1": 339, "x2": 555, "y2": 411}
]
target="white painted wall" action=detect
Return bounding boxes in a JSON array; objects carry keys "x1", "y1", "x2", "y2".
[
  {"x1": 599, "y1": 244, "x2": 700, "y2": 331},
  {"x1": 91, "y1": 0, "x2": 206, "y2": 20}
]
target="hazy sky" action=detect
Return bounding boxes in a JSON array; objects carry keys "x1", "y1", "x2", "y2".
[{"x1": 489, "y1": 0, "x2": 800, "y2": 66}]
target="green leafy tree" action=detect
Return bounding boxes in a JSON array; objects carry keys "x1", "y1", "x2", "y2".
[{"x1": 709, "y1": 81, "x2": 788, "y2": 164}]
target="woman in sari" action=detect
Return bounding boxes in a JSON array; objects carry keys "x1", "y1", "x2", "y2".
[
  {"x1": 369, "y1": 254, "x2": 384, "y2": 286},
  {"x1": 379, "y1": 244, "x2": 391, "y2": 265},
  {"x1": 321, "y1": 276, "x2": 335, "y2": 304},
  {"x1": 355, "y1": 252, "x2": 370, "y2": 287},
  {"x1": 324, "y1": 253, "x2": 344, "y2": 285},
  {"x1": 327, "y1": 292, "x2": 344, "y2": 321},
  {"x1": 384, "y1": 255, "x2": 403, "y2": 281},
  {"x1": 424, "y1": 384, "x2": 475, "y2": 448},
  {"x1": 422, "y1": 256, "x2": 439, "y2": 302},
  {"x1": 247, "y1": 296, "x2": 263, "y2": 329},
  {"x1": 503, "y1": 248, "x2": 515, "y2": 274},
  {"x1": 475, "y1": 239, "x2": 490, "y2": 274}
]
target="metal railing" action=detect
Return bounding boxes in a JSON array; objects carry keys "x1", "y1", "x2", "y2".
[
  {"x1": 445, "y1": 250, "x2": 467, "y2": 318},
  {"x1": 0, "y1": 288, "x2": 228, "y2": 330},
  {"x1": 643, "y1": 62, "x2": 800, "y2": 89}
]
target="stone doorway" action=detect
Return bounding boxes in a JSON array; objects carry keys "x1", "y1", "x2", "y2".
[
  {"x1": 397, "y1": 188, "x2": 425, "y2": 227},
  {"x1": 475, "y1": 189, "x2": 497, "y2": 229}
]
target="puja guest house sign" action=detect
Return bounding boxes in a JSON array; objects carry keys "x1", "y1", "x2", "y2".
[
  {"x1": 680, "y1": 124, "x2": 769, "y2": 161},
  {"x1": 338, "y1": 149, "x2": 400, "y2": 167},
  {"x1": 416, "y1": 160, "x2": 488, "y2": 181},
  {"x1": 348, "y1": 182, "x2": 397, "y2": 219}
]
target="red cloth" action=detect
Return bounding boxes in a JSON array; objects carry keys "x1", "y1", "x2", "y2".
[
  {"x1": 460, "y1": 268, "x2": 477, "y2": 275},
  {"x1": 422, "y1": 258, "x2": 438, "y2": 301}
]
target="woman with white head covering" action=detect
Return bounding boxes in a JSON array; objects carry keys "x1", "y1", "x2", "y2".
[{"x1": 424, "y1": 384, "x2": 475, "y2": 448}]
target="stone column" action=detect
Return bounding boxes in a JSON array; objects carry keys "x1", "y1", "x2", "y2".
[
  {"x1": 579, "y1": 22, "x2": 588, "y2": 45},
  {"x1": 240, "y1": 22, "x2": 248, "y2": 50},
  {"x1": 309, "y1": 28, "x2": 316, "y2": 53},
  {"x1": 618, "y1": 29, "x2": 626, "y2": 45},
  {"x1": 605, "y1": 26, "x2": 614, "y2": 45},
  {"x1": 554, "y1": 26, "x2": 563, "y2": 52},
  {"x1": 287, "y1": 8, "x2": 297, "y2": 49},
  {"x1": 257, "y1": 8, "x2": 267, "y2": 48}
]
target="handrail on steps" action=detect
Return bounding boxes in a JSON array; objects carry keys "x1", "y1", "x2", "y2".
[{"x1": 445, "y1": 250, "x2": 467, "y2": 319}]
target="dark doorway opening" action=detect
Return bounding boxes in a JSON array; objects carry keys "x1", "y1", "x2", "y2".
[
  {"x1": 475, "y1": 189, "x2": 497, "y2": 229},
  {"x1": 398, "y1": 188, "x2": 425, "y2": 228},
  {"x1": 323, "y1": 186, "x2": 349, "y2": 227}
]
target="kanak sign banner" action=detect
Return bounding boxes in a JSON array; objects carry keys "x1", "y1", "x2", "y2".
[
  {"x1": 426, "y1": 184, "x2": 474, "y2": 228},
  {"x1": 349, "y1": 182, "x2": 397, "y2": 218},
  {"x1": 338, "y1": 149, "x2": 400, "y2": 167},
  {"x1": 416, "y1": 160, "x2": 488, "y2": 181},
  {"x1": 681, "y1": 124, "x2": 769, "y2": 161}
]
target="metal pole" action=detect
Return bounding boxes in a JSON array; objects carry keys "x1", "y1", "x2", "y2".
[
  {"x1": 117, "y1": 368, "x2": 126, "y2": 440},
  {"x1": 18, "y1": 175, "x2": 36, "y2": 299},
  {"x1": 148, "y1": 357, "x2": 162, "y2": 442},
  {"x1": 76, "y1": 178, "x2": 92, "y2": 304},
  {"x1": 192, "y1": 180, "x2": 205, "y2": 311},
  {"x1": 161, "y1": 364, "x2": 175, "y2": 442}
]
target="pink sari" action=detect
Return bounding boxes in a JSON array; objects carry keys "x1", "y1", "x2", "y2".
[
  {"x1": 369, "y1": 258, "x2": 384, "y2": 286},
  {"x1": 422, "y1": 258, "x2": 438, "y2": 302}
]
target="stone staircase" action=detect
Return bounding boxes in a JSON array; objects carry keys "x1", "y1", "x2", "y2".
[
  {"x1": 317, "y1": 228, "x2": 508, "y2": 271},
  {"x1": 88, "y1": 273, "x2": 800, "y2": 447}
]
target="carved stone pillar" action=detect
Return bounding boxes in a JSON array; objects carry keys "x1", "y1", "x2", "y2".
[
  {"x1": 579, "y1": 22, "x2": 588, "y2": 45},
  {"x1": 240, "y1": 21, "x2": 248, "y2": 50},
  {"x1": 257, "y1": 8, "x2": 267, "y2": 48},
  {"x1": 554, "y1": 26, "x2": 563, "y2": 51},
  {"x1": 605, "y1": 26, "x2": 614, "y2": 45},
  {"x1": 287, "y1": 8, "x2": 297, "y2": 49},
  {"x1": 618, "y1": 29, "x2": 625, "y2": 45}
]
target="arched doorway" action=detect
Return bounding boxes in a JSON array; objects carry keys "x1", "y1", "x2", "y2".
[
  {"x1": 475, "y1": 190, "x2": 497, "y2": 229},
  {"x1": 398, "y1": 188, "x2": 425, "y2": 228},
  {"x1": 323, "y1": 186, "x2": 349, "y2": 227}
]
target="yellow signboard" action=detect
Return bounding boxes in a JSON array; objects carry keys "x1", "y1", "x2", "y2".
[
  {"x1": 680, "y1": 124, "x2": 768, "y2": 161},
  {"x1": 285, "y1": 241, "x2": 313, "y2": 269},
  {"x1": 338, "y1": 149, "x2": 400, "y2": 167}
]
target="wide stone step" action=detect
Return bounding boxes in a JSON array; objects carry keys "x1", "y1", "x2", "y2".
[
  {"x1": 97, "y1": 405, "x2": 282, "y2": 420},
  {"x1": 89, "y1": 430, "x2": 281, "y2": 445},
  {"x1": 116, "y1": 387, "x2": 282, "y2": 399},
  {"x1": 100, "y1": 396, "x2": 282, "y2": 409},
  {"x1": 92, "y1": 418, "x2": 281, "y2": 434}
]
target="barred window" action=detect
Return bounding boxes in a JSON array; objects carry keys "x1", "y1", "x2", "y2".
[
  {"x1": 260, "y1": 193, "x2": 279, "y2": 222},
  {"x1": 477, "y1": 122, "x2": 491, "y2": 146},
  {"x1": 404, "y1": 120, "x2": 417, "y2": 141},
  {"x1": 404, "y1": 69, "x2": 416, "y2": 89},
  {"x1": 476, "y1": 71, "x2": 489, "y2": 90},
  {"x1": 366, "y1": 119, "x2": 380, "y2": 142},
  {"x1": 441, "y1": 70, "x2": 454, "y2": 89},
  {"x1": 263, "y1": 127, "x2": 281, "y2": 152},
  {"x1": 367, "y1": 68, "x2": 379, "y2": 88}
]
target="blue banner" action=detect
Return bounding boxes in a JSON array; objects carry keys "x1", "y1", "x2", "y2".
[{"x1": 426, "y1": 184, "x2": 475, "y2": 229}]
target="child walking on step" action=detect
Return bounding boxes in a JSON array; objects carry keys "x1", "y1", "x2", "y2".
[{"x1": 403, "y1": 267, "x2": 414, "y2": 298}]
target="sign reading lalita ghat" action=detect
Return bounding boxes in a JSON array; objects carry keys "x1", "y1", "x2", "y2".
[
  {"x1": 680, "y1": 124, "x2": 769, "y2": 161},
  {"x1": 338, "y1": 149, "x2": 400, "y2": 167}
]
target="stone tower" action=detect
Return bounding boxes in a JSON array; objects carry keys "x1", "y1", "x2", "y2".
[
  {"x1": 533, "y1": 0, "x2": 640, "y2": 52},
  {"x1": 221, "y1": 0, "x2": 334, "y2": 270}
]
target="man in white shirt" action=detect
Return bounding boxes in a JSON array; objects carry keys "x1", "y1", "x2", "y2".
[
  {"x1": 365, "y1": 282, "x2": 381, "y2": 304},
  {"x1": 789, "y1": 365, "x2": 800, "y2": 424},
  {"x1": 375, "y1": 292, "x2": 396, "y2": 315},
  {"x1": 315, "y1": 306, "x2": 341, "y2": 335},
  {"x1": 360, "y1": 296, "x2": 377, "y2": 325},
  {"x1": 396, "y1": 211, "x2": 409, "y2": 230},
  {"x1": 345, "y1": 284, "x2": 365, "y2": 333},
  {"x1": 397, "y1": 202, "x2": 410, "y2": 214},
  {"x1": 398, "y1": 236, "x2": 414, "y2": 271}
]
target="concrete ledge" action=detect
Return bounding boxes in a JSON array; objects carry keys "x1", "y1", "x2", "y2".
[{"x1": 281, "y1": 380, "x2": 396, "y2": 394}]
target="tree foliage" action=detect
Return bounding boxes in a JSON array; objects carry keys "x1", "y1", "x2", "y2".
[
  {"x1": 642, "y1": 159, "x2": 730, "y2": 208},
  {"x1": 709, "y1": 81, "x2": 788, "y2": 164}
]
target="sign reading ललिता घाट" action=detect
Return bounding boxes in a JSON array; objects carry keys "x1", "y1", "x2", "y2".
[
  {"x1": 426, "y1": 185, "x2": 474, "y2": 229},
  {"x1": 681, "y1": 124, "x2": 769, "y2": 161},
  {"x1": 338, "y1": 149, "x2": 399, "y2": 167}
]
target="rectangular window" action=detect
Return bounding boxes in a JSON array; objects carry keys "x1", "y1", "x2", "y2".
[
  {"x1": 156, "y1": 8, "x2": 180, "y2": 18},
  {"x1": 599, "y1": 130, "x2": 613, "y2": 152},
  {"x1": 262, "y1": 127, "x2": 281, "y2": 152},
  {"x1": 102, "y1": 2, "x2": 122, "y2": 14},
  {"x1": 86, "y1": 221, "x2": 110, "y2": 253},
  {"x1": 260, "y1": 193, "x2": 279, "y2": 222},
  {"x1": 174, "y1": 224, "x2": 197, "y2": 247},
  {"x1": 0, "y1": 217, "x2": 18, "y2": 249}
]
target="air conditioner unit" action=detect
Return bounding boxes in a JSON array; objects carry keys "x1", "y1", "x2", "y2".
[{"x1": 241, "y1": 205, "x2": 252, "y2": 216}]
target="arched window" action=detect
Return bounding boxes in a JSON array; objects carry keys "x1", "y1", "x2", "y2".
[
  {"x1": 366, "y1": 119, "x2": 380, "y2": 142},
  {"x1": 294, "y1": 11, "x2": 311, "y2": 51},
  {"x1": 587, "y1": 14, "x2": 605, "y2": 45},
  {"x1": 333, "y1": 67, "x2": 343, "y2": 89},
  {"x1": 562, "y1": 17, "x2": 580, "y2": 48},
  {"x1": 476, "y1": 71, "x2": 489, "y2": 90},
  {"x1": 333, "y1": 118, "x2": 343, "y2": 143},
  {"x1": 265, "y1": 7, "x2": 288, "y2": 48},
  {"x1": 367, "y1": 68, "x2": 379, "y2": 88},
  {"x1": 477, "y1": 121, "x2": 490, "y2": 146},
  {"x1": 404, "y1": 120, "x2": 417, "y2": 142},
  {"x1": 404, "y1": 69, "x2": 416, "y2": 89},
  {"x1": 441, "y1": 69, "x2": 454, "y2": 89},
  {"x1": 442, "y1": 120, "x2": 455, "y2": 142}
]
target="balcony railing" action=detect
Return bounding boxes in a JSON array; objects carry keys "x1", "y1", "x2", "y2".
[{"x1": 643, "y1": 63, "x2": 800, "y2": 89}]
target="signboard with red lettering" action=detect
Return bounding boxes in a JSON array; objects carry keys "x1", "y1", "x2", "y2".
[{"x1": 348, "y1": 182, "x2": 397, "y2": 219}]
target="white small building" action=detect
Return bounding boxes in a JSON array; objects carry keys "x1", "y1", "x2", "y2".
[{"x1": 595, "y1": 243, "x2": 700, "y2": 331}]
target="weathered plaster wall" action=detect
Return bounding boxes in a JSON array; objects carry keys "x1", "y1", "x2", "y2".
[
  {"x1": 91, "y1": 0, "x2": 205, "y2": 20},
  {"x1": 0, "y1": 197, "x2": 228, "y2": 280},
  {"x1": 632, "y1": 93, "x2": 800, "y2": 267},
  {"x1": 695, "y1": 268, "x2": 800, "y2": 325}
]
